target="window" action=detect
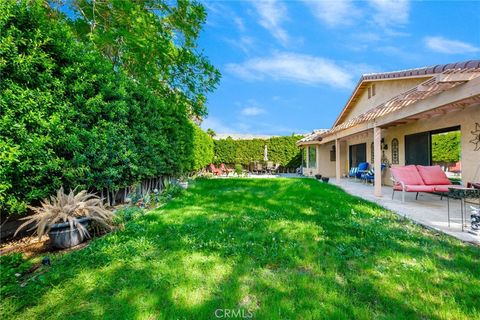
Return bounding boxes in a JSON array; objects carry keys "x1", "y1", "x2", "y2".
[
  {"x1": 308, "y1": 146, "x2": 316, "y2": 168},
  {"x1": 330, "y1": 145, "x2": 336, "y2": 161},
  {"x1": 391, "y1": 138, "x2": 399, "y2": 164},
  {"x1": 368, "y1": 84, "x2": 376, "y2": 99},
  {"x1": 371, "y1": 142, "x2": 374, "y2": 163},
  {"x1": 302, "y1": 148, "x2": 307, "y2": 167}
]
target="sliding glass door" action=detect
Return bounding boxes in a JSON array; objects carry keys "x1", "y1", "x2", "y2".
[
  {"x1": 349, "y1": 143, "x2": 366, "y2": 168},
  {"x1": 405, "y1": 132, "x2": 430, "y2": 166}
]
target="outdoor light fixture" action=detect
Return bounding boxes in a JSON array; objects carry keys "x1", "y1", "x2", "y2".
[{"x1": 380, "y1": 138, "x2": 388, "y2": 150}]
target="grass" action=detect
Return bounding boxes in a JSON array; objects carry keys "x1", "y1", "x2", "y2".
[{"x1": 1, "y1": 178, "x2": 479, "y2": 319}]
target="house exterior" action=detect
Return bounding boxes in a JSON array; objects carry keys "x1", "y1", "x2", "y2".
[{"x1": 298, "y1": 60, "x2": 480, "y2": 197}]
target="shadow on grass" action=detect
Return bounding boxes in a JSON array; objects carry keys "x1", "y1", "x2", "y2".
[{"x1": 2, "y1": 178, "x2": 479, "y2": 319}]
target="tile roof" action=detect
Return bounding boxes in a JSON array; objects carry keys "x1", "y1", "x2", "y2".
[
  {"x1": 320, "y1": 67, "x2": 480, "y2": 139},
  {"x1": 333, "y1": 59, "x2": 480, "y2": 126},
  {"x1": 361, "y1": 60, "x2": 480, "y2": 81},
  {"x1": 297, "y1": 129, "x2": 328, "y2": 144}
]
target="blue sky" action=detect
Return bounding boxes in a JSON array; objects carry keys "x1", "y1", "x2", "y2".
[{"x1": 198, "y1": 0, "x2": 480, "y2": 136}]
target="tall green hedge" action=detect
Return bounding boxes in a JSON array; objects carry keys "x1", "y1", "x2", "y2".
[
  {"x1": 190, "y1": 125, "x2": 214, "y2": 172},
  {"x1": 0, "y1": 1, "x2": 215, "y2": 215},
  {"x1": 432, "y1": 131, "x2": 461, "y2": 164},
  {"x1": 213, "y1": 135, "x2": 303, "y2": 168}
]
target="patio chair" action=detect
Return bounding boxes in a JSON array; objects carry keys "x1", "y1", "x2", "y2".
[
  {"x1": 349, "y1": 162, "x2": 369, "y2": 180},
  {"x1": 270, "y1": 163, "x2": 280, "y2": 174},
  {"x1": 357, "y1": 162, "x2": 369, "y2": 179},
  {"x1": 266, "y1": 161, "x2": 274, "y2": 173},
  {"x1": 361, "y1": 163, "x2": 386, "y2": 183},
  {"x1": 256, "y1": 162, "x2": 265, "y2": 175},
  {"x1": 220, "y1": 163, "x2": 233, "y2": 175},
  {"x1": 209, "y1": 164, "x2": 222, "y2": 176},
  {"x1": 249, "y1": 162, "x2": 255, "y2": 173},
  {"x1": 348, "y1": 167, "x2": 359, "y2": 179}
]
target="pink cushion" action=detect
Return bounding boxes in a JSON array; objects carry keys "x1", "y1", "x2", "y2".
[
  {"x1": 416, "y1": 165, "x2": 451, "y2": 185},
  {"x1": 404, "y1": 185, "x2": 435, "y2": 192},
  {"x1": 391, "y1": 165, "x2": 424, "y2": 186},
  {"x1": 433, "y1": 185, "x2": 450, "y2": 192},
  {"x1": 393, "y1": 184, "x2": 435, "y2": 192},
  {"x1": 434, "y1": 185, "x2": 463, "y2": 192}
]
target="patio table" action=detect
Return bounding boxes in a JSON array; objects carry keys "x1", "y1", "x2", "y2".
[{"x1": 447, "y1": 187, "x2": 480, "y2": 231}]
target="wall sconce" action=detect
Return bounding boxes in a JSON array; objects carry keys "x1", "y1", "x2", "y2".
[{"x1": 381, "y1": 138, "x2": 388, "y2": 150}]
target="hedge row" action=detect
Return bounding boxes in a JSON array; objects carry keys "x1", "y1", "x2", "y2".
[
  {"x1": 213, "y1": 136, "x2": 303, "y2": 168},
  {"x1": 0, "y1": 1, "x2": 214, "y2": 215}
]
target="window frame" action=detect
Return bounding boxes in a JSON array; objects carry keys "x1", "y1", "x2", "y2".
[{"x1": 308, "y1": 146, "x2": 316, "y2": 168}]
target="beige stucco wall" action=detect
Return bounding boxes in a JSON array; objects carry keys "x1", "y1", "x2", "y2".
[
  {"x1": 343, "y1": 78, "x2": 430, "y2": 123},
  {"x1": 331, "y1": 104, "x2": 480, "y2": 185},
  {"x1": 301, "y1": 143, "x2": 334, "y2": 177}
]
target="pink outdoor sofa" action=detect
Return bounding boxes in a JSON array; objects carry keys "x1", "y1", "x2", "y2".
[{"x1": 390, "y1": 165, "x2": 455, "y2": 202}]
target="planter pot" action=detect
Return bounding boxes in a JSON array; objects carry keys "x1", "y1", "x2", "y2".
[
  {"x1": 48, "y1": 217, "x2": 90, "y2": 249},
  {"x1": 315, "y1": 174, "x2": 322, "y2": 180},
  {"x1": 321, "y1": 177, "x2": 330, "y2": 183},
  {"x1": 178, "y1": 181, "x2": 189, "y2": 189}
]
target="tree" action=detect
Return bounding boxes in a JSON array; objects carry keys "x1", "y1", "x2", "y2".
[
  {"x1": 0, "y1": 0, "x2": 218, "y2": 215},
  {"x1": 67, "y1": 0, "x2": 221, "y2": 117},
  {"x1": 206, "y1": 128, "x2": 216, "y2": 138}
]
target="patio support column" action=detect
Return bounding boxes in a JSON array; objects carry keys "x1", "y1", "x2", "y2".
[
  {"x1": 305, "y1": 147, "x2": 309, "y2": 171},
  {"x1": 374, "y1": 126, "x2": 382, "y2": 197},
  {"x1": 335, "y1": 139, "x2": 341, "y2": 183},
  {"x1": 316, "y1": 145, "x2": 321, "y2": 174}
]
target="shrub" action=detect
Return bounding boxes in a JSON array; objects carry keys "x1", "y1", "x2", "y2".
[
  {"x1": 0, "y1": 1, "x2": 216, "y2": 216},
  {"x1": 213, "y1": 135, "x2": 303, "y2": 168},
  {"x1": 113, "y1": 206, "x2": 145, "y2": 225},
  {"x1": 234, "y1": 164, "x2": 243, "y2": 176},
  {"x1": 14, "y1": 188, "x2": 113, "y2": 239}
]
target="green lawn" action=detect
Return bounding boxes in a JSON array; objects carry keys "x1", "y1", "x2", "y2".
[{"x1": 1, "y1": 178, "x2": 479, "y2": 319}]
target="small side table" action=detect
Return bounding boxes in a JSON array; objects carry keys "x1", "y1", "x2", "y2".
[{"x1": 447, "y1": 187, "x2": 480, "y2": 231}]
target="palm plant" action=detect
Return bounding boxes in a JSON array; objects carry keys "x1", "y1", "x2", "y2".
[{"x1": 15, "y1": 188, "x2": 113, "y2": 239}]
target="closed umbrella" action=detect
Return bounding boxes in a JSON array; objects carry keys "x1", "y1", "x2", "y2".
[{"x1": 264, "y1": 145, "x2": 268, "y2": 161}]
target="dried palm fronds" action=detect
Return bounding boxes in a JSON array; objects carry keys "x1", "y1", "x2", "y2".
[{"x1": 14, "y1": 187, "x2": 114, "y2": 238}]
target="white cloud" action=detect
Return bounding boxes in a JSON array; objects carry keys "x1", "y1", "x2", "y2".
[
  {"x1": 241, "y1": 107, "x2": 266, "y2": 116},
  {"x1": 234, "y1": 17, "x2": 246, "y2": 32},
  {"x1": 368, "y1": 0, "x2": 410, "y2": 28},
  {"x1": 424, "y1": 36, "x2": 480, "y2": 54},
  {"x1": 303, "y1": 0, "x2": 360, "y2": 27},
  {"x1": 251, "y1": 0, "x2": 289, "y2": 46},
  {"x1": 303, "y1": 0, "x2": 410, "y2": 39},
  {"x1": 225, "y1": 36, "x2": 255, "y2": 54},
  {"x1": 226, "y1": 52, "x2": 354, "y2": 88}
]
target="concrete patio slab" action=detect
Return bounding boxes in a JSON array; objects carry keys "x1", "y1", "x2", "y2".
[{"x1": 331, "y1": 178, "x2": 480, "y2": 245}]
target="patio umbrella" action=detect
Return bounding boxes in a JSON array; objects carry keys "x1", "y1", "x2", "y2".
[{"x1": 264, "y1": 145, "x2": 268, "y2": 161}]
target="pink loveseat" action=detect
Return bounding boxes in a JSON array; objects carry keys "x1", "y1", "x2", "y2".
[{"x1": 390, "y1": 165, "x2": 455, "y2": 202}]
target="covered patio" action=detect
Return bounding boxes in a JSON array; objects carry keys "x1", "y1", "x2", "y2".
[{"x1": 331, "y1": 178, "x2": 480, "y2": 244}]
